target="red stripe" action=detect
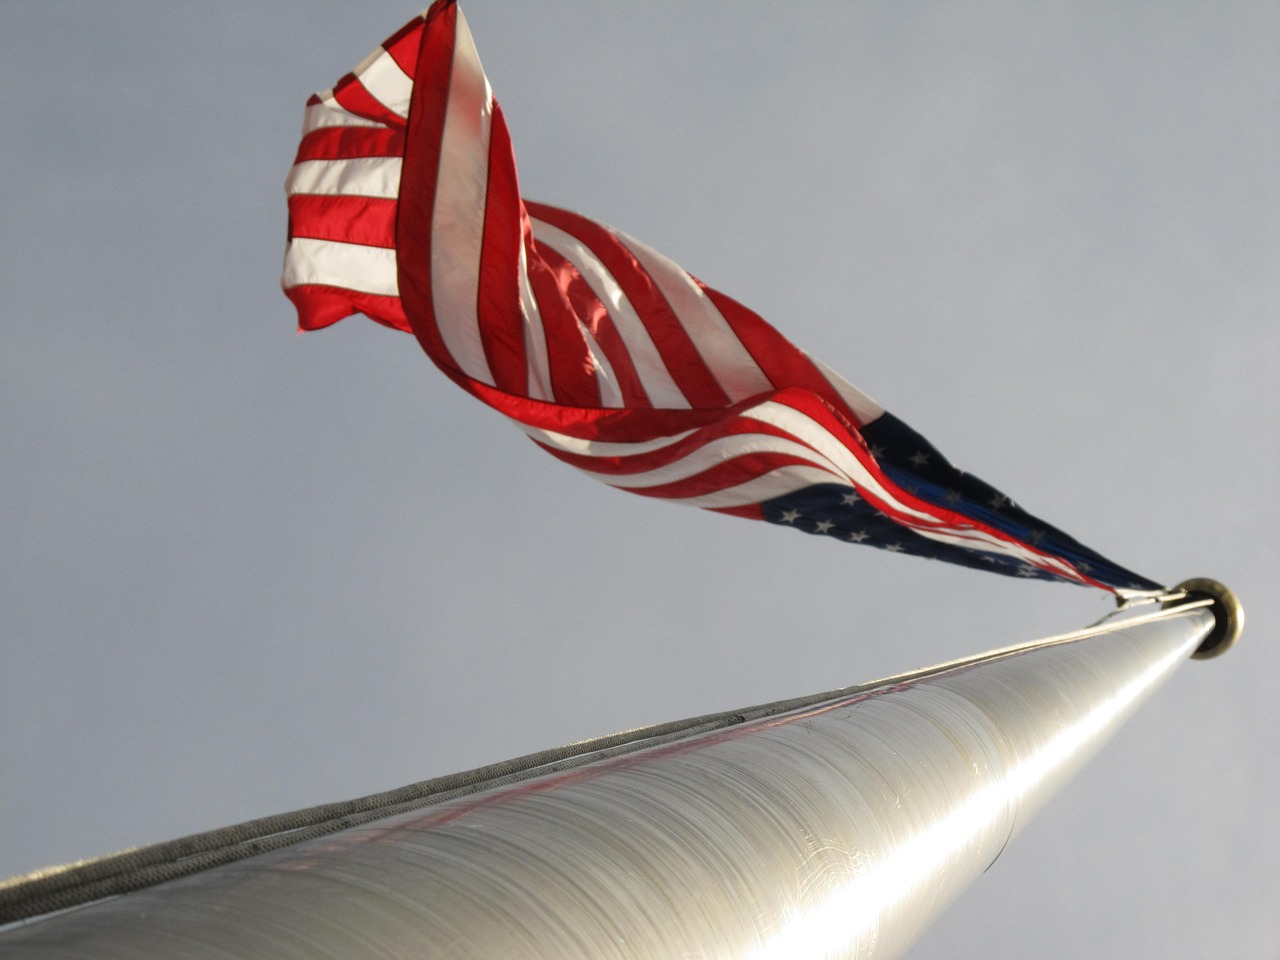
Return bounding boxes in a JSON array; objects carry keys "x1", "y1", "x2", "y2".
[
  {"x1": 468, "y1": 378, "x2": 728, "y2": 439},
  {"x1": 398, "y1": 0, "x2": 462, "y2": 378},
  {"x1": 529, "y1": 203, "x2": 732, "y2": 409},
  {"x1": 608, "y1": 451, "x2": 828, "y2": 501},
  {"x1": 711, "y1": 503, "x2": 766, "y2": 520},
  {"x1": 381, "y1": 18, "x2": 425, "y2": 77},
  {"x1": 535, "y1": 244, "x2": 650, "y2": 407},
  {"x1": 286, "y1": 285, "x2": 409, "y2": 333},
  {"x1": 474, "y1": 101, "x2": 528, "y2": 395},
  {"x1": 331, "y1": 74, "x2": 408, "y2": 130},
  {"x1": 287, "y1": 195, "x2": 397, "y2": 248},
  {"x1": 701, "y1": 285, "x2": 865, "y2": 426},
  {"x1": 294, "y1": 126, "x2": 404, "y2": 164},
  {"x1": 532, "y1": 416, "x2": 810, "y2": 477},
  {"x1": 523, "y1": 250, "x2": 602, "y2": 408}
]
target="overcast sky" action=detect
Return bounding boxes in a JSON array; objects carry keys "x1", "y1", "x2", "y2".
[{"x1": 2, "y1": 3, "x2": 1276, "y2": 956}]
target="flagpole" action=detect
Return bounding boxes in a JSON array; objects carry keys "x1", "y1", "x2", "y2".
[{"x1": 0, "y1": 583, "x2": 1239, "y2": 960}]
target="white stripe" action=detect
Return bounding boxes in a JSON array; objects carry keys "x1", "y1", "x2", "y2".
[
  {"x1": 353, "y1": 48, "x2": 414, "y2": 119},
  {"x1": 811, "y1": 358, "x2": 885, "y2": 425},
  {"x1": 283, "y1": 238, "x2": 399, "y2": 297},
  {"x1": 302, "y1": 94, "x2": 386, "y2": 134},
  {"x1": 923, "y1": 522, "x2": 1068, "y2": 568},
  {"x1": 285, "y1": 157, "x2": 402, "y2": 199},
  {"x1": 430, "y1": 9, "x2": 495, "y2": 386},
  {"x1": 517, "y1": 244, "x2": 553, "y2": 402},
  {"x1": 531, "y1": 219, "x2": 689, "y2": 409},
  {"x1": 579, "y1": 321, "x2": 624, "y2": 408},
  {"x1": 650, "y1": 466, "x2": 841, "y2": 511},
  {"x1": 911, "y1": 524, "x2": 1080, "y2": 574},
  {"x1": 618, "y1": 231, "x2": 775, "y2": 403},
  {"x1": 743, "y1": 401, "x2": 937, "y2": 522},
  {"x1": 517, "y1": 425, "x2": 698, "y2": 458},
  {"x1": 579, "y1": 433, "x2": 841, "y2": 490},
  {"x1": 911, "y1": 524, "x2": 1024, "y2": 554}
]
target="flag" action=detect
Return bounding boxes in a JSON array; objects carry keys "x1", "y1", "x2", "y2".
[{"x1": 283, "y1": 1, "x2": 1160, "y2": 596}]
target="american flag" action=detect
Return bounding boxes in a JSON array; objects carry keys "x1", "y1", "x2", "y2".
[{"x1": 283, "y1": 1, "x2": 1159, "y2": 596}]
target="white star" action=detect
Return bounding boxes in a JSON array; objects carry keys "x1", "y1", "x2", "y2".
[
  {"x1": 988, "y1": 494, "x2": 1008, "y2": 510},
  {"x1": 779, "y1": 509, "x2": 801, "y2": 524},
  {"x1": 814, "y1": 519, "x2": 834, "y2": 534},
  {"x1": 1016, "y1": 565, "x2": 1038, "y2": 577},
  {"x1": 909, "y1": 451, "x2": 930, "y2": 467},
  {"x1": 944, "y1": 489, "x2": 961, "y2": 504},
  {"x1": 848, "y1": 530, "x2": 869, "y2": 542},
  {"x1": 869, "y1": 445, "x2": 887, "y2": 459},
  {"x1": 886, "y1": 542, "x2": 905, "y2": 553},
  {"x1": 841, "y1": 491, "x2": 860, "y2": 505}
]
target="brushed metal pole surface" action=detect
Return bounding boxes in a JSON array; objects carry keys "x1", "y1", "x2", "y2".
[{"x1": 1, "y1": 607, "x2": 1213, "y2": 960}]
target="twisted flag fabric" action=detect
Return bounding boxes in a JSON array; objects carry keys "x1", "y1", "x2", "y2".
[{"x1": 283, "y1": 1, "x2": 1160, "y2": 596}]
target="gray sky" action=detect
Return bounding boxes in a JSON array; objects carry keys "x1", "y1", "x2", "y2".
[{"x1": 2, "y1": 2, "x2": 1276, "y2": 956}]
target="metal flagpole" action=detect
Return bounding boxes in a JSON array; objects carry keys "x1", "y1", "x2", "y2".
[{"x1": 0, "y1": 581, "x2": 1241, "y2": 960}]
